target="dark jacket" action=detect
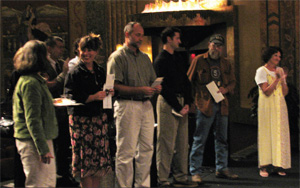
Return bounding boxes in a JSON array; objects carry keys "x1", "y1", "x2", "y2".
[
  {"x1": 44, "y1": 58, "x2": 66, "y2": 98},
  {"x1": 65, "y1": 61, "x2": 106, "y2": 117}
]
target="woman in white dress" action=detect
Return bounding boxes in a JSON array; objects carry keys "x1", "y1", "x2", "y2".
[{"x1": 254, "y1": 46, "x2": 291, "y2": 177}]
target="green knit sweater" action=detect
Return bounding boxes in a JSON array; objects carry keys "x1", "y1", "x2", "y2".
[{"x1": 13, "y1": 73, "x2": 58, "y2": 155}]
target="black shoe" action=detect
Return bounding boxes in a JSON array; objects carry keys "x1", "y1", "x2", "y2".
[
  {"x1": 215, "y1": 170, "x2": 239, "y2": 180},
  {"x1": 57, "y1": 175, "x2": 79, "y2": 187},
  {"x1": 172, "y1": 180, "x2": 198, "y2": 187},
  {"x1": 158, "y1": 181, "x2": 172, "y2": 187}
]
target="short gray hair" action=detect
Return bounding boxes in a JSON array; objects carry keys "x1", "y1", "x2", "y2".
[
  {"x1": 45, "y1": 36, "x2": 64, "y2": 48},
  {"x1": 124, "y1": 22, "x2": 141, "y2": 34}
]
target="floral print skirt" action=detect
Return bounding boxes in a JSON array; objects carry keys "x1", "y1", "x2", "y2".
[{"x1": 69, "y1": 114, "x2": 112, "y2": 179}]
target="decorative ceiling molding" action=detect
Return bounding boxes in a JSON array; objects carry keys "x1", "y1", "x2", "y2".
[{"x1": 129, "y1": 6, "x2": 234, "y2": 28}]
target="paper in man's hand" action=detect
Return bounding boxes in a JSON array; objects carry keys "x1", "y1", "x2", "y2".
[
  {"x1": 151, "y1": 77, "x2": 163, "y2": 88},
  {"x1": 172, "y1": 109, "x2": 183, "y2": 117},
  {"x1": 206, "y1": 81, "x2": 225, "y2": 103},
  {"x1": 145, "y1": 77, "x2": 163, "y2": 98}
]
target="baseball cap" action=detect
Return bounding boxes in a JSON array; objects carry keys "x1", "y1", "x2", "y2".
[{"x1": 209, "y1": 34, "x2": 224, "y2": 45}]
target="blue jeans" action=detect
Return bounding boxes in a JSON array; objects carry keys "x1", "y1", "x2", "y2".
[{"x1": 189, "y1": 103, "x2": 228, "y2": 175}]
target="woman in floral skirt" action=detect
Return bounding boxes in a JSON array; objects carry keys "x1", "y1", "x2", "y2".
[{"x1": 65, "y1": 33, "x2": 114, "y2": 187}]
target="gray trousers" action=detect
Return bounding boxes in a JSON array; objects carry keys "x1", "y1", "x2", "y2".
[{"x1": 156, "y1": 95, "x2": 189, "y2": 183}]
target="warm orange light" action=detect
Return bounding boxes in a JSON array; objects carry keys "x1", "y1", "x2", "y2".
[
  {"x1": 142, "y1": 0, "x2": 227, "y2": 13},
  {"x1": 116, "y1": 44, "x2": 123, "y2": 50},
  {"x1": 140, "y1": 36, "x2": 153, "y2": 62},
  {"x1": 143, "y1": 45, "x2": 153, "y2": 62},
  {"x1": 145, "y1": 52, "x2": 153, "y2": 62},
  {"x1": 116, "y1": 38, "x2": 153, "y2": 62}
]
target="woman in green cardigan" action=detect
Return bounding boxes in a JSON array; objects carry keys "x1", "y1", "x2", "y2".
[{"x1": 13, "y1": 40, "x2": 58, "y2": 187}]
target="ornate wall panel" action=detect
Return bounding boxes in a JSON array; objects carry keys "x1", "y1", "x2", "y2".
[
  {"x1": 260, "y1": 1, "x2": 267, "y2": 50},
  {"x1": 68, "y1": 0, "x2": 87, "y2": 58},
  {"x1": 296, "y1": 1, "x2": 299, "y2": 87},
  {"x1": 128, "y1": 7, "x2": 234, "y2": 28},
  {"x1": 104, "y1": 0, "x2": 138, "y2": 58},
  {"x1": 267, "y1": 1, "x2": 280, "y2": 47},
  {"x1": 260, "y1": 0, "x2": 299, "y2": 86},
  {"x1": 1, "y1": 1, "x2": 69, "y2": 102},
  {"x1": 280, "y1": 0, "x2": 296, "y2": 83},
  {"x1": 86, "y1": 0, "x2": 106, "y2": 62}
]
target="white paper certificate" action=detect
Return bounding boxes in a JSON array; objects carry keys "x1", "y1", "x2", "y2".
[
  {"x1": 206, "y1": 81, "x2": 225, "y2": 103},
  {"x1": 151, "y1": 77, "x2": 163, "y2": 87},
  {"x1": 105, "y1": 74, "x2": 115, "y2": 89},
  {"x1": 103, "y1": 74, "x2": 115, "y2": 109},
  {"x1": 145, "y1": 77, "x2": 163, "y2": 97}
]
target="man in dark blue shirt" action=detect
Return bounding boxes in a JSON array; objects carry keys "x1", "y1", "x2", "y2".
[{"x1": 154, "y1": 27, "x2": 196, "y2": 187}]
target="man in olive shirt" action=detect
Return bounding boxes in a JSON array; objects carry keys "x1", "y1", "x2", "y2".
[{"x1": 107, "y1": 22, "x2": 161, "y2": 188}]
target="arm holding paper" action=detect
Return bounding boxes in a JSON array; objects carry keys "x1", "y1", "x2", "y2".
[
  {"x1": 86, "y1": 74, "x2": 115, "y2": 103},
  {"x1": 86, "y1": 89, "x2": 114, "y2": 102},
  {"x1": 103, "y1": 74, "x2": 115, "y2": 109},
  {"x1": 154, "y1": 84, "x2": 162, "y2": 94},
  {"x1": 151, "y1": 77, "x2": 163, "y2": 94},
  {"x1": 218, "y1": 87, "x2": 229, "y2": 95}
]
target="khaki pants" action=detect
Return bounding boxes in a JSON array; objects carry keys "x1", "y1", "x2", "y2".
[
  {"x1": 156, "y1": 95, "x2": 189, "y2": 183},
  {"x1": 16, "y1": 139, "x2": 56, "y2": 187},
  {"x1": 114, "y1": 100, "x2": 154, "y2": 188}
]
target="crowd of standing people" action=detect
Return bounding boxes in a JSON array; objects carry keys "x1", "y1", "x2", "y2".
[{"x1": 8, "y1": 21, "x2": 292, "y2": 188}]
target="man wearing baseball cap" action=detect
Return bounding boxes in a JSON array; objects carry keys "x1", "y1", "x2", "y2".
[{"x1": 187, "y1": 34, "x2": 238, "y2": 184}]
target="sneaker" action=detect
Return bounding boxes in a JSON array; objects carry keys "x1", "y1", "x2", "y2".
[
  {"x1": 191, "y1": 174, "x2": 202, "y2": 183},
  {"x1": 215, "y1": 169, "x2": 238, "y2": 180},
  {"x1": 172, "y1": 180, "x2": 198, "y2": 187}
]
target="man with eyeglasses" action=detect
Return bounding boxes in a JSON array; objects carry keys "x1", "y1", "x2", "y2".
[{"x1": 187, "y1": 34, "x2": 238, "y2": 184}]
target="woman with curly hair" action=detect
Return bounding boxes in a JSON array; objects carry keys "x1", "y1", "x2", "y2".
[{"x1": 65, "y1": 33, "x2": 114, "y2": 187}]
